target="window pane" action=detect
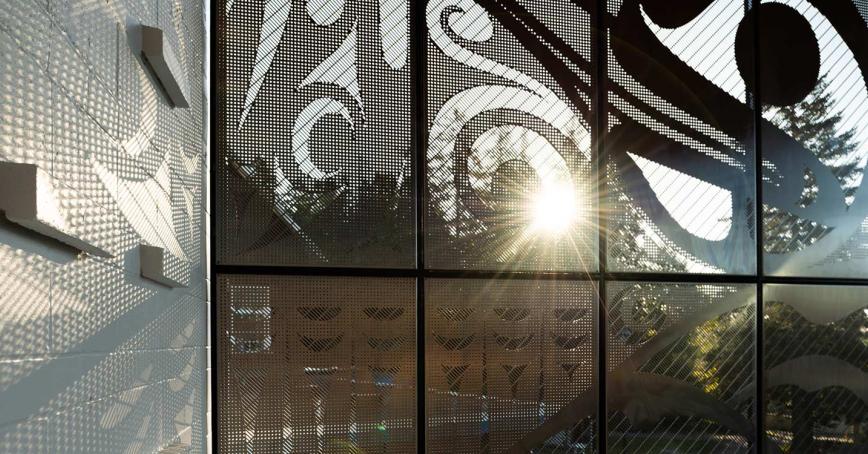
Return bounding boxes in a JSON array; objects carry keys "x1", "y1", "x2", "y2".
[
  {"x1": 425, "y1": 0, "x2": 598, "y2": 271},
  {"x1": 217, "y1": 1, "x2": 414, "y2": 267},
  {"x1": 758, "y1": 0, "x2": 868, "y2": 278},
  {"x1": 425, "y1": 279, "x2": 597, "y2": 452},
  {"x1": 606, "y1": 0, "x2": 756, "y2": 274},
  {"x1": 217, "y1": 275, "x2": 416, "y2": 452},
  {"x1": 763, "y1": 284, "x2": 868, "y2": 452},
  {"x1": 606, "y1": 282, "x2": 757, "y2": 452}
]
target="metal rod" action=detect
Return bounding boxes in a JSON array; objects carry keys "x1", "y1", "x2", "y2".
[
  {"x1": 750, "y1": 1, "x2": 766, "y2": 452},
  {"x1": 411, "y1": 0, "x2": 427, "y2": 451},
  {"x1": 209, "y1": 0, "x2": 221, "y2": 451},
  {"x1": 594, "y1": 0, "x2": 609, "y2": 451}
]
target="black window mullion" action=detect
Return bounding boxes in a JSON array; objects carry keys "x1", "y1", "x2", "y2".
[
  {"x1": 750, "y1": 0, "x2": 765, "y2": 452},
  {"x1": 594, "y1": 0, "x2": 609, "y2": 452},
  {"x1": 411, "y1": 1, "x2": 428, "y2": 452},
  {"x1": 210, "y1": 0, "x2": 223, "y2": 452},
  {"x1": 209, "y1": 1, "x2": 868, "y2": 452}
]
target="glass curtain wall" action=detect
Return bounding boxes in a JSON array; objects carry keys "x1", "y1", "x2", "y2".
[{"x1": 213, "y1": 0, "x2": 868, "y2": 452}]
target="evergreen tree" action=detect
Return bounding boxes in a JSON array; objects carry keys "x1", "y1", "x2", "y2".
[
  {"x1": 767, "y1": 75, "x2": 861, "y2": 202},
  {"x1": 685, "y1": 77, "x2": 868, "y2": 452},
  {"x1": 762, "y1": 77, "x2": 868, "y2": 450}
]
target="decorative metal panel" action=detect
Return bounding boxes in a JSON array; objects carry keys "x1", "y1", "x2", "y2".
[
  {"x1": 217, "y1": 275, "x2": 416, "y2": 453},
  {"x1": 763, "y1": 285, "x2": 868, "y2": 452},
  {"x1": 606, "y1": 282, "x2": 757, "y2": 453},
  {"x1": 605, "y1": 0, "x2": 757, "y2": 274},
  {"x1": 425, "y1": 279, "x2": 597, "y2": 453},
  {"x1": 217, "y1": 0, "x2": 414, "y2": 267},
  {"x1": 213, "y1": 1, "x2": 868, "y2": 453},
  {"x1": 758, "y1": 0, "x2": 868, "y2": 278},
  {"x1": 424, "y1": 0, "x2": 599, "y2": 271}
]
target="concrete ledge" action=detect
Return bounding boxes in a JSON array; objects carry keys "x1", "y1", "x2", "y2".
[
  {"x1": 158, "y1": 443, "x2": 191, "y2": 453},
  {"x1": 140, "y1": 244, "x2": 189, "y2": 288},
  {"x1": 0, "y1": 161, "x2": 111, "y2": 257},
  {"x1": 159, "y1": 425, "x2": 192, "y2": 453},
  {"x1": 139, "y1": 25, "x2": 189, "y2": 108}
]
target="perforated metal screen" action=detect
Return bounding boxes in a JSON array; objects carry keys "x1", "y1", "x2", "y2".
[
  {"x1": 216, "y1": 0, "x2": 414, "y2": 267},
  {"x1": 425, "y1": 279, "x2": 597, "y2": 452},
  {"x1": 763, "y1": 285, "x2": 868, "y2": 452},
  {"x1": 217, "y1": 275, "x2": 416, "y2": 452},
  {"x1": 424, "y1": 0, "x2": 598, "y2": 271},
  {"x1": 606, "y1": 283, "x2": 757, "y2": 452},
  {"x1": 605, "y1": 0, "x2": 756, "y2": 275},
  {"x1": 214, "y1": 0, "x2": 868, "y2": 452}
]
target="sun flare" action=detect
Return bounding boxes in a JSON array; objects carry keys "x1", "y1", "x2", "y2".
[{"x1": 527, "y1": 181, "x2": 579, "y2": 236}]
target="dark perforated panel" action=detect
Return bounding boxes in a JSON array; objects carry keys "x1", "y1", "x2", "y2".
[
  {"x1": 425, "y1": 279, "x2": 597, "y2": 453},
  {"x1": 763, "y1": 285, "x2": 868, "y2": 452},
  {"x1": 424, "y1": 0, "x2": 598, "y2": 271},
  {"x1": 605, "y1": 0, "x2": 757, "y2": 274},
  {"x1": 217, "y1": 0, "x2": 414, "y2": 267},
  {"x1": 606, "y1": 282, "x2": 757, "y2": 453},
  {"x1": 217, "y1": 275, "x2": 416, "y2": 452},
  {"x1": 760, "y1": 0, "x2": 868, "y2": 278},
  {"x1": 213, "y1": 1, "x2": 868, "y2": 453}
]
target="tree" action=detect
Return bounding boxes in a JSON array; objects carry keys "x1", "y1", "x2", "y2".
[
  {"x1": 654, "y1": 77, "x2": 868, "y2": 452},
  {"x1": 767, "y1": 75, "x2": 861, "y2": 203},
  {"x1": 762, "y1": 76, "x2": 867, "y2": 451}
]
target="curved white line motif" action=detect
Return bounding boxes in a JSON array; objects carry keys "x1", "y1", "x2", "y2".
[
  {"x1": 641, "y1": 0, "x2": 868, "y2": 274},
  {"x1": 642, "y1": 0, "x2": 746, "y2": 101},
  {"x1": 379, "y1": 0, "x2": 408, "y2": 69},
  {"x1": 298, "y1": 22, "x2": 364, "y2": 116},
  {"x1": 307, "y1": 0, "x2": 344, "y2": 26},
  {"x1": 426, "y1": 0, "x2": 590, "y2": 238},
  {"x1": 468, "y1": 125, "x2": 572, "y2": 209},
  {"x1": 292, "y1": 98, "x2": 350, "y2": 180},
  {"x1": 239, "y1": 0, "x2": 294, "y2": 127},
  {"x1": 428, "y1": 0, "x2": 538, "y2": 94},
  {"x1": 761, "y1": 0, "x2": 868, "y2": 275},
  {"x1": 266, "y1": 17, "x2": 363, "y2": 238},
  {"x1": 629, "y1": 152, "x2": 733, "y2": 241},
  {"x1": 428, "y1": 85, "x2": 589, "y2": 236},
  {"x1": 427, "y1": 0, "x2": 586, "y2": 109}
]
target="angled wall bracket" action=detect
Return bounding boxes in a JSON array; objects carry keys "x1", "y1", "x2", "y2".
[
  {"x1": 157, "y1": 442, "x2": 191, "y2": 454},
  {"x1": 140, "y1": 25, "x2": 189, "y2": 108},
  {"x1": 158, "y1": 425, "x2": 191, "y2": 452},
  {"x1": 140, "y1": 244, "x2": 189, "y2": 288},
  {"x1": 0, "y1": 161, "x2": 111, "y2": 257}
]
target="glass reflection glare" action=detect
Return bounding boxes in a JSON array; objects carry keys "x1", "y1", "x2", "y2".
[{"x1": 528, "y1": 181, "x2": 579, "y2": 236}]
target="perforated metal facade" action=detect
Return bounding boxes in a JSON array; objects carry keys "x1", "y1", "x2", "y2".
[
  {"x1": 217, "y1": 276, "x2": 416, "y2": 452},
  {"x1": 215, "y1": 0, "x2": 868, "y2": 452},
  {"x1": 426, "y1": 279, "x2": 597, "y2": 452},
  {"x1": 216, "y1": 0, "x2": 414, "y2": 268}
]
